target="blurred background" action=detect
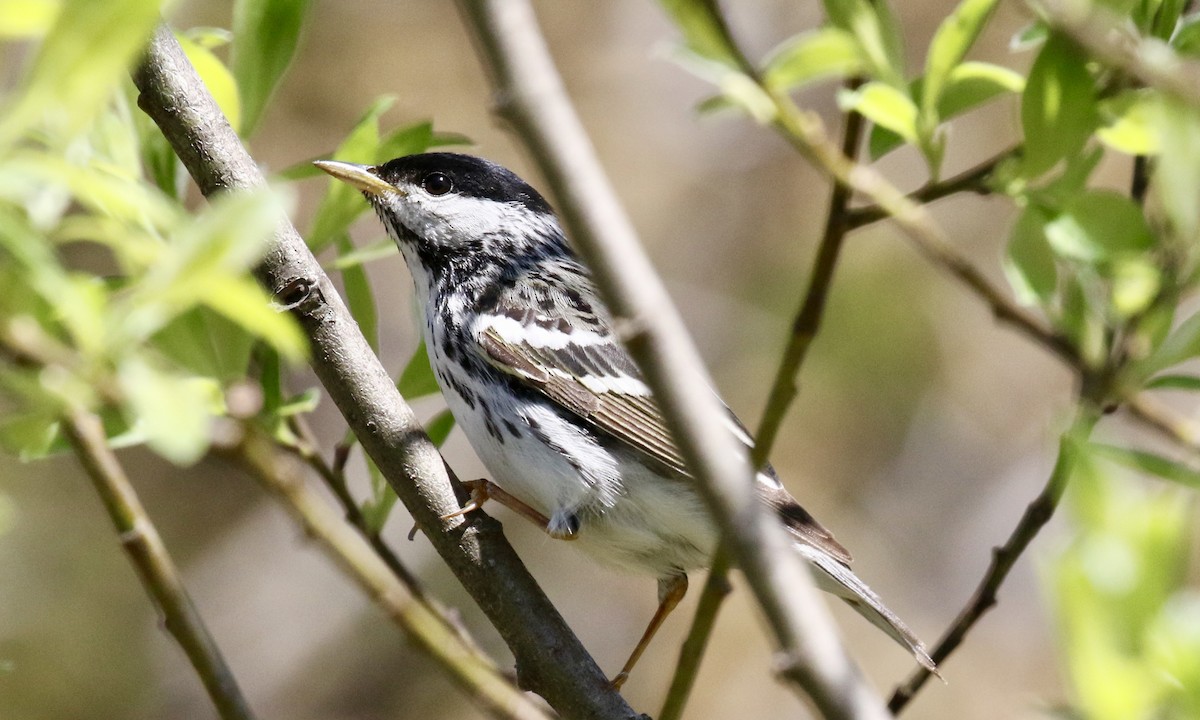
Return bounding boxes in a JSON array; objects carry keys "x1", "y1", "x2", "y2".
[{"x1": 2, "y1": 1, "x2": 1132, "y2": 718}]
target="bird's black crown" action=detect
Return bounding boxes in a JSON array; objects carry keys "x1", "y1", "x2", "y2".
[{"x1": 374, "y1": 153, "x2": 554, "y2": 215}]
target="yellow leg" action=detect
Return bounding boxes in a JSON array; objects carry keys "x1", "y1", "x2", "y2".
[
  {"x1": 612, "y1": 574, "x2": 689, "y2": 690},
  {"x1": 440, "y1": 479, "x2": 578, "y2": 541}
]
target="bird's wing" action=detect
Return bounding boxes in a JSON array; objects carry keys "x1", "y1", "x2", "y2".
[
  {"x1": 471, "y1": 277, "x2": 854, "y2": 565},
  {"x1": 476, "y1": 312, "x2": 689, "y2": 477}
]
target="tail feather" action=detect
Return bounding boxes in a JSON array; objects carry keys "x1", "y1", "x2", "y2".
[{"x1": 794, "y1": 543, "x2": 938, "y2": 674}]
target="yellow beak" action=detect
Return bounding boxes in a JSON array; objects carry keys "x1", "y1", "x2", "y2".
[{"x1": 312, "y1": 160, "x2": 400, "y2": 197}]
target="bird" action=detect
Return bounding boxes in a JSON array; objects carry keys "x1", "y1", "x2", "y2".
[{"x1": 315, "y1": 152, "x2": 935, "y2": 688}]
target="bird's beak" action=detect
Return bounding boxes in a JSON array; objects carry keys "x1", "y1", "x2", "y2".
[{"x1": 313, "y1": 160, "x2": 400, "y2": 198}]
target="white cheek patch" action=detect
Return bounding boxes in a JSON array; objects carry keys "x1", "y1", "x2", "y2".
[
  {"x1": 388, "y1": 191, "x2": 558, "y2": 249},
  {"x1": 478, "y1": 314, "x2": 610, "y2": 349}
]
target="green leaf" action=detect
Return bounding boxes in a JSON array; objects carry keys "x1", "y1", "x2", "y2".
[
  {"x1": 177, "y1": 32, "x2": 241, "y2": 133},
  {"x1": 1005, "y1": 204, "x2": 1057, "y2": 305},
  {"x1": 118, "y1": 356, "x2": 221, "y2": 465},
  {"x1": 1146, "y1": 374, "x2": 1200, "y2": 391},
  {"x1": 921, "y1": 0, "x2": 1000, "y2": 126},
  {"x1": 151, "y1": 306, "x2": 257, "y2": 383},
  {"x1": 425, "y1": 409, "x2": 456, "y2": 447},
  {"x1": 0, "y1": 0, "x2": 161, "y2": 143},
  {"x1": 839, "y1": 81, "x2": 918, "y2": 142},
  {"x1": 823, "y1": 0, "x2": 906, "y2": 86},
  {"x1": 1021, "y1": 34, "x2": 1098, "y2": 178},
  {"x1": 1044, "y1": 190, "x2": 1154, "y2": 263},
  {"x1": 308, "y1": 97, "x2": 394, "y2": 251},
  {"x1": 397, "y1": 340, "x2": 441, "y2": 399},
  {"x1": 1172, "y1": 13, "x2": 1200, "y2": 56},
  {"x1": 121, "y1": 186, "x2": 299, "y2": 350},
  {"x1": 762, "y1": 28, "x2": 864, "y2": 92},
  {"x1": 656, "y1": 0, "x2": 739, "y2": 67},
  {"x1": 0, "y1": 0, "x2": 60, "y2": 39},
  {"x1": 275, "y1": 388, "x2": 320, "y2": 417},
  {"x1": 335, "y1": 233, "x2": 378, "y2": 352},
  {"x1": 232, "y1": 0, "x2": 313, "y2": 136},
  {"x1": 1152, "y1": 99, "x2": 1200, "y2": 238},
  {"x1": 1141, "y1": 312, "x2": 1200, "y2": 376},
  {"x1": 329, "y1": 237, "x2": 397, "y2": 270},
  {"x1": 938, "y1": 61, "x2": 1024, "y2": 118},
  {"x1": 1097, "y1": 90, "x2": 1161, "y2": 156},
  {"x1": 1110, "y1": 258, "x2": 1161, "y2": 318},
  {"x1": 1010, "y1": 21, "x2": 1048, "y2": 51},
  {"x1": 1089, "y1": 443, "x2": 1200, "y2": 488},
  {"x1": 201, "y1": 275, "x2": 308, "y2": 361}
]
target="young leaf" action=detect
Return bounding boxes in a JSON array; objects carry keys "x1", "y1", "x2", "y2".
[
  {"x1": 1145, "y1": 374, "x2": 1200, "y2": 391},
  {"x1": 939, "y1": 61, "x2": 1024, "y2": 118},
  {"x1": 308, "y1": 97, "x2": 394, "y2": 251},
  {"x1": 425, "y1": 409, "x2": 456, "y2": 447},
  {"x1": 1140, "y1": 312, "x2": 1200, "y2": 377},
  {"x1": 839, "y1": 81, "x2": 918, "y2": 143},
  {"x1": 1005, "y1": 204, "x2": 1057, "y2": 306},
  {"x1": 118, "y1": 356, "x2": 220, "y2": 466},
  {"x1": 1021, "y1": 34, "x2": 1098, "y2": 178},
  {"x1": 922, "y1": 0, "x2": 1000, "y2": 126},
  {"x1": 1089, "y1": 443, "x2": 1200, "y2": 488},
  {"x1": 335, "y1": 233, "x2": 378, "y2": 352},
  {"x1": 762, "y1": 28, "x2": 864, "y2": 92},
  {"x1": 397, "y1": 340, "x2": 441, "y2": 399},
  {"x1": 656, "y1": 0, "x2": 739, "y2": 67},
  {"x1": 0, "y1": 0, "x2": 161, "y2": 143},
  {"x1": 232, "y1": 0, "x2": 313, "y2": 136},
  {"x1": 1043, "y1": 190, "x2": 1154, "y2": 264},
  {"x1": 824, "y1": 0, "x2": 906, "y2": 86},
  {"x1": 1152, "y1": 99, "x2": 1200, "y2": 238},
  {"x1": 330, "y1": 237, "x2": 397, "y2": 270},
  {"x1": 1097, "y1": 91, "x2": 1161, "y2": 156}
]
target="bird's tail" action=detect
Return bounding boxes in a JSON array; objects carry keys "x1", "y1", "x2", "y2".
[{"x1": 794, "y1": 542, "x2": 938, "y2": 674}]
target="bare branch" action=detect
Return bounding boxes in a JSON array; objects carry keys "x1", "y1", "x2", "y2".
[
  {"x1": 1126, "y1": 394, "x2": 1200, "y2": 448},
  {"x1": 659, "y1": 547, "x2": 732, "y2": 720},
  {"x1": 132, "y1": 24, "x2": 638, "y2": 720},
  {"x1": 753, "y1": 83, "x2": 866, "y2": 469},
  {"x1": 888, "y1": 405, "x2": 1099, "y2": 714},
  {"x1": 846, "y1": 147, "x2": 1020, "y2": 229},
  {"x1": 229, "y1": 424, "x2": 552, "y2": 720},
  {"x1": 62, "y1": 409, "x2": 257, "y2": 720},
  {"x1": 453, "y1": 2, "x2": 890, "y2": 718}
]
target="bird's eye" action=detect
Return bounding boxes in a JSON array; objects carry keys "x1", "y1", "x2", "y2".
[{"x1": 422, "y1": 172, "x2": 453, "y2": 196}]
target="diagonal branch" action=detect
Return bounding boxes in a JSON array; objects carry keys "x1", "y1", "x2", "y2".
[
  {"x1": 132, "y1": 24, "x2": 637, "y2": 720},
  {"x1": 846, "y1": 146, "x2": 1020, "y2": 229},
  {"x1": 62, "y1": 408, "x2": 257, "y2": 720},
  {"x1": 229, "y1": 424, "x2": 551, "y2": 720},
  {"x1": 887, "y1": 405, "x2": 1099, "y2": 714},
  {"x1": 753, "y1": 84, "x2": 866, "y2": 470},
  {"x1": 453, "y1": 2, "x2": 890, "y2": 719}
]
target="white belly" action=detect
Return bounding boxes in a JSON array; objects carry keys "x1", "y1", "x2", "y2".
[{"x1": 432, "y1": 347, "x2": 717, "y2": 577}]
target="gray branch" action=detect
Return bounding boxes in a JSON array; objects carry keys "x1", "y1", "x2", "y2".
[
  {"x1": 132, "y1": 24, "x2": 639, "y2": 720},
  {"x1": 453, "y1": 1, "x2": 891, "y2": 718}
]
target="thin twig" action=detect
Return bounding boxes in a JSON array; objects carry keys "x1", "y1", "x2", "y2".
[
  {"x1": 132, "y1": 25, "x2": 637, "y2": 720},
  {"x1": 230, "y1": 424, "x2": 551, "y2": 720},
  {"x1": 284, "y1": 415, "x2": 423, "y2": 592},
  {"x1": 887, "y1": 405, "x2": 1100, "y2": 714},
  {"x1": 62, "y1": 409, "x2": 257, "y2": 720},
  {"x1": 659, "y1": 546, "x2": 732, "y2": 720},
  {"x1": 762, "y1": 93, "x2": 1079, "y2": 369},
  {"x1": 846, "y1": 147, "x2": 1020, "y2": 229},
  {"x1": 753, "y1": 83, "x2": 866, "y2": 469}
]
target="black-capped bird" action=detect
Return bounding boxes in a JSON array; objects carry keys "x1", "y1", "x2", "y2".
[{"x1": 315, "y1": 153, "x2": 934, "y2": 688}]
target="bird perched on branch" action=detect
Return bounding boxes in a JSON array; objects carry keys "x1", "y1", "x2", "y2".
[{"x1": 316, "y1": 153, "x2": 934, "y2": 688}]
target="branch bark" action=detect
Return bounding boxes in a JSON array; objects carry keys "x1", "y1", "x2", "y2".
[
  {"x1": 230, "y1": 425, "x2": 551, "y2": 720},
  {"x1": 62, "y1": 409, "x2": 257, "y2": 720},
  {"x1": 132, "y1": 24, "x2": 638, "y2": 720},
  {"x1": 887, "y1": 405, "x2": 1099, "y2": 714},
  {"x1": 454, "y1": 2, "x2": 891, "y2": 718}
]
